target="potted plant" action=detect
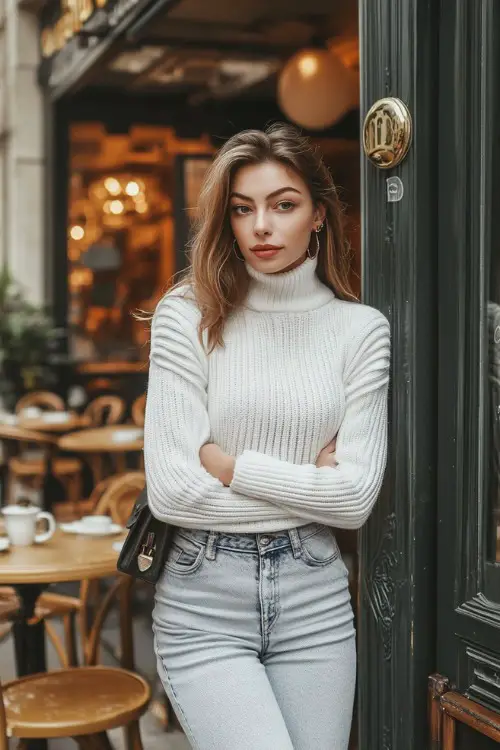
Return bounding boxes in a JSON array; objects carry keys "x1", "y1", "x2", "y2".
[{"x1": 0, "y1": 268, "x2": 60, "y2": 410}]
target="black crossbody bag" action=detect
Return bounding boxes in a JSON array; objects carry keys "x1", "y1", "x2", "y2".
[{"x1": 117, "y1": 486, "x2": 175, "y2": 584}]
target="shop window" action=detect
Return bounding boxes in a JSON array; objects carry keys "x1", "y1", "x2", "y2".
[{"x1": 67, "y1": 123, "x2": 213, "y2": 364}]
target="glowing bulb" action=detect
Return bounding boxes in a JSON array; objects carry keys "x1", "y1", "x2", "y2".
[
  {"x1": 104, "y1": 177, "x2": 121, "y2": 195},
  {"x1": 70, "y1": 225, "x2": 85, "y2": 240},
  {"x1": 109, "y1": 199, "x2": 124, "y2": 215},
  {"x1": 278, "y1": 48, "x2": 357, "y2": 129},
  {"x1": 297, "y1": 54, "x2": 319, "y2": 78},
  {"x1": 135, "y1": 201, "x2": 148, "y2": 214},
  {"x1": 125, "y1": 181, "x2": 140, "y2": 197}
]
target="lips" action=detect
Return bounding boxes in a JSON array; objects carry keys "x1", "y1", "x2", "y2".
[{"x1": 251, "y1": 245, "x2": 283, "y2": 259}]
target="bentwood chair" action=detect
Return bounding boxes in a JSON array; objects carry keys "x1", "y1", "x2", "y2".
[
  {"x1": 15, "y1": 391, "x2": 65, "y2": 414},
  {"x1": 83, "y1": 395, "x2": 126, "y2": 428},
  {"x1": 130, "y1": 394, "x2": 146, "y2": 470},
  {"x1": 131, "y1": 394, "x2": 146, "y2": 428},
  {"x1": 0, "y1": 666, "x2": 150, "y2": 750},
  {"x1": 83, "y1": 395, "x2": 127, "y2": 481}
]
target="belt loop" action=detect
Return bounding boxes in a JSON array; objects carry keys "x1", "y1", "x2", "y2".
[
  {"x1": 288, "y1": 528, "x2": 302, "y2": 559},
  {"x1": 205, "y1": 530, "x2": 218, "y2": 561}
]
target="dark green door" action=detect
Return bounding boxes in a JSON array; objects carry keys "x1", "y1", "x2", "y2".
[
  {"x1": 435, "y1": 0, "x2": 500, "y2": 747},
  {"x1": 357, "y1": 0, "x2": 439, "y2": 749}
]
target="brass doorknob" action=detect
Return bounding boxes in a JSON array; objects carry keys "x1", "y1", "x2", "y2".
[{"x1": 363, "y1": 97, "x2": 412, "y2": 169}]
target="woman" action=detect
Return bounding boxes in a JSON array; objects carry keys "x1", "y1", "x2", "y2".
[{"x1": 145, "y1": 123, "x2": 390, "y2": 750}]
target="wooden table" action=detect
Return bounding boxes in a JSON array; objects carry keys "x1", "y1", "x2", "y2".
[
  {"x1": 17, "y1": 412, "x2": 91, "y2": 434},
  {"x1": 59, "y1": 426, "x2": 144, "y2": 485},
  {"x1": 59, "y1": 425, "x2": 144, "y2": 453},
  {"x1": 0, "y1": 528, "x2": 125, "y2": 674},
  {"x1": 0, "y1": 424, "x2": 56, "y2": 445}
]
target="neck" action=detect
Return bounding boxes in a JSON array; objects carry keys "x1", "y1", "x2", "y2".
[{"x1": 244, "y1": 255, "x2": 335, "y2": 313}]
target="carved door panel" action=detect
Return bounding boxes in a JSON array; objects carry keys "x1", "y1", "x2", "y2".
[{"x1": 435, "y1": 0, "x2": 500, "y2": 746}]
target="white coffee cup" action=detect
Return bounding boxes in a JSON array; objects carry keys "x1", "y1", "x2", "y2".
[
  {"x1": 81, "y1": 515, "x2": 112, "y2": 533},
  {"x1": 2, "y1": 505, "x2": 56, "y2": 546}
]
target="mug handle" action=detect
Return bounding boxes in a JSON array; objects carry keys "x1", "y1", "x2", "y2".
[{"x1": 35, "y1": 512, "x2": 56, "y2": 543}]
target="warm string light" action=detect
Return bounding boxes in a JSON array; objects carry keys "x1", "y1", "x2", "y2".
[
  {"x1": 89, "y1": 176, "x2": 150, "y2": 221},
  {"x1": 70, "y1": 225, "x2": 85, "y2": 240},
  {"x1": 104, "y1": 177, "x2": 121, "y2": 195},
  {"x1": 125, "y1": 181, "x2": 140, "y2": 197}
]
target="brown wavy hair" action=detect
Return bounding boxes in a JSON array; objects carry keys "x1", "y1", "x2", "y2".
[{"x1": 162, "y1": 122, "x2": 356, "y2": 352}]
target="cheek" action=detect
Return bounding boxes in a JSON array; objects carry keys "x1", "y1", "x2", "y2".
[
  {"x1": 230, "y1": 215, "x2": 251, "y2": 243},
  {"x1": 278, "y1": 209, "x2": 313, "y2": 238}
]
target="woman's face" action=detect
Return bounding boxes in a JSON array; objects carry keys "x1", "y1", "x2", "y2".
[{"x1": 229, "y1": 160, "x2": 325, "y2": 274}]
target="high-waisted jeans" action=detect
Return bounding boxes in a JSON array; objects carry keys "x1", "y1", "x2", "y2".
[{"x1": 152, "y1": 522, "x2": 356, "y2": 750}]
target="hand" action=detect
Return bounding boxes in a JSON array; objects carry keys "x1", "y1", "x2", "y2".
[
  {"x1": 200, "y1": 443, "x2": 235, "y2": 486},
  {"x1": 316, "y1": 437, "x2": 338, "y2": 468}
]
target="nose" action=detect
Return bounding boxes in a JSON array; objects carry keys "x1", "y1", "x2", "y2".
[{"x1": 253, "y1": 207, "x2": 272, "y2": 237}]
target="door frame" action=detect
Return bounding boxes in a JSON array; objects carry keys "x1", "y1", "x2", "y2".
[{"x1": 357, "y1": 2, "x2": 439, "y2": 748}]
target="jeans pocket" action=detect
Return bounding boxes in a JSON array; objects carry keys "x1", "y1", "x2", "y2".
[
  {"x1": 300, "y1": 526, "x2": 341, "y2": 567},
  {"x1": 165, "y1": 531, "x2": 205, "y2": 576}
]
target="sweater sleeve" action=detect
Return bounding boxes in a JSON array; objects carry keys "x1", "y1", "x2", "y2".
[
  {"x1": 230, "y1": 314, "x2": 390, "y2": 529},
  {"x1": 144, "y1": 292, "x2": 301, "y2": 529}
]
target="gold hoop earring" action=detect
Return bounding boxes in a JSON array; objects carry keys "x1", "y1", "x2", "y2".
[{"x1": 233, "y1": 238, "x2": 245, "y2": 262}]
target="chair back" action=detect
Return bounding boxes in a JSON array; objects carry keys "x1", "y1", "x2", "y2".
[
  {"x1": 15, "y1": 391, "x2": 64, "y2": 414},
  {"x1": 131, "y1": 394, "x2": 146, "y2": 427},
  {"x1": 83, "y1": 395, "x2": 125, "y2": 427},
  {"x1": 79, "y1": 472, "x2": 144, "y2": 669},
  {"x1": 84, "y1": 473, "x2": 128, "y2": 514},
  {"x1": 95, "y1": 471, "x2": 145, "y2": 526}
]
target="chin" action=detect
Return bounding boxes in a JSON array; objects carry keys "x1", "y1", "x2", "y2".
[{"x1": 244, "y1": 251, "x2": 306, "y2": 274}]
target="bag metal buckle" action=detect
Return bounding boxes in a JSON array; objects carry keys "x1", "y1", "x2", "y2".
[{"x1": 137, "y1": 531, "x2": 156, "y2": 572}]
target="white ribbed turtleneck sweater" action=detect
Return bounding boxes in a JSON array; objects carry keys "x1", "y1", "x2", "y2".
[{"x1": 144, "y1": 256, "x2": 390, "y2": 532}]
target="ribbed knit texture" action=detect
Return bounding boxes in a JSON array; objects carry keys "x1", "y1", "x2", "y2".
[{"x1": 144, "y1": 256, "x2": 390, "y2": 532}]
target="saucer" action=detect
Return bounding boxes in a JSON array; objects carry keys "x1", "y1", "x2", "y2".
[
  {"x1": 0, "y1": 538, "x2": 10, "y2": 552},
  {"x1": 60, "y1": 521, "x2": 123, "y2": 537}
]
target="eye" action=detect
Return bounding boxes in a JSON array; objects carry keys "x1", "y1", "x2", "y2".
[
  {"x1": 231, "y1": 205, "x2": 252, "y2": 216},
  {"x1": 276, "y1": 200, "x2": 295, "y2": 211}
]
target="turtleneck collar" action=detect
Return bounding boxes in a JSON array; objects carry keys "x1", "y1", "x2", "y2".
[{"x1": 244, "y1": 255, "x2": 335, "y2": 313}]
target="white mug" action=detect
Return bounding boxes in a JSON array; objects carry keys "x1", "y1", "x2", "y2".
[{"x1": 2, "y1": 505, "x2": 56, "y2": 546}]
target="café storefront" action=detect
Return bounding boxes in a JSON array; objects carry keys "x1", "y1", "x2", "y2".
[{"x1": 37, "y1": 1, "x2": 500, "y2": 748}]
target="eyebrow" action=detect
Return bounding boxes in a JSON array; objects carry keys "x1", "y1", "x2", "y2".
[{"x1": 230, "y1": 187, "x2": 302, "y2": 202}]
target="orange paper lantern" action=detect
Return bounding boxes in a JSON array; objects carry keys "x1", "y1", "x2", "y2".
[{"x1": 278, "y1": 48, "x2": 358, "y2": 130}]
